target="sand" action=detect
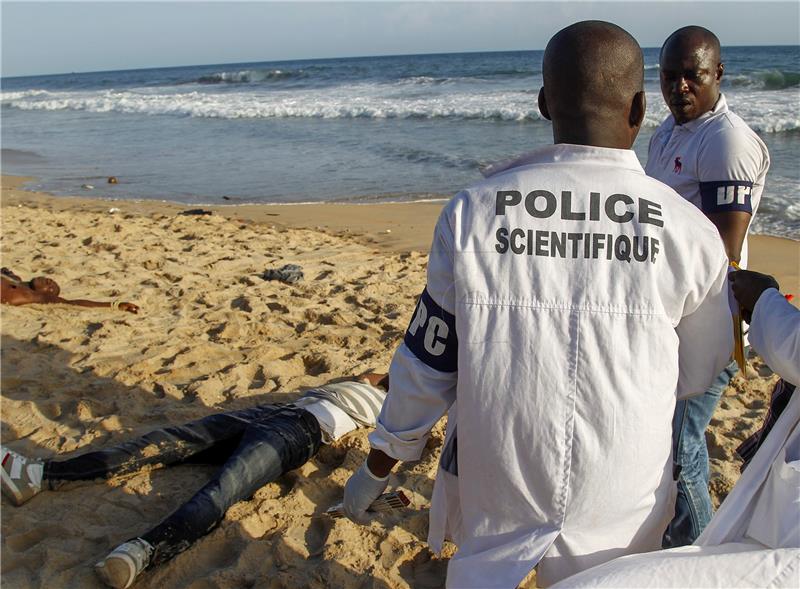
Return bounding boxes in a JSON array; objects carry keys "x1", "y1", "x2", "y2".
[{"x1": 1, "y1": 174, "x2": 797, "y2": 589}]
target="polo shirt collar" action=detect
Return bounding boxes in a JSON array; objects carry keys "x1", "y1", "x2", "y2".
[
  {"x1": 672, "y1": 93, "x2": 729, "y2": 133},
  {"x1": 483, "y1": 143, "x2": 644, "y2": 179}
]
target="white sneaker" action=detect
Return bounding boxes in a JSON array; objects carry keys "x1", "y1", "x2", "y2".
[
  {"x1": 0, "y1": 447, "x2": 44, "y2": 506},
  {"x1": 94, "y1": 538, "x2": 154, "y2": 589}
]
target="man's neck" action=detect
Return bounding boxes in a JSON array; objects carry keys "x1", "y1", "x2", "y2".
[
  {"x1": 552, "y1": 130, "x2": 632, "y2": 150},
  {"x1": 551, "y1": 116, "x2": 633, "y2": 149}
]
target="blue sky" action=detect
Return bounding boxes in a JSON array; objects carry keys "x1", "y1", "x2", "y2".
[{"x1": 2, "y1": 1, "x2": 799, "y2": 77}]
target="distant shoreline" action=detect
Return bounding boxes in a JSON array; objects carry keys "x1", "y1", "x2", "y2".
[{"x1": 4, "y1": 44, "x2": 797, "y2": 80}]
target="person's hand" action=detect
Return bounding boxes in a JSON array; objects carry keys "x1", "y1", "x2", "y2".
[
  {"x1": 343, "y1": 461, "x2": 389, "y2": 524},
  {"x1": 119, "y1": 302, "x2": 139, "y2": 314},
  {"x1": 358, "y1": 372, "x2": 388, "y2": 390},
  {"x1": 729, "y1": 270, "x2": 780, "y2": 323}
]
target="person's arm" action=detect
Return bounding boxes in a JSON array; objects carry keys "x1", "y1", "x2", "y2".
[
  {"x1": 1, "y1": 280, "x2": 138, "y2": 313},
  {"x1": 358, "y1": 372, "x2": 389, "y2": 391},
  {"x1": 344, "y1": 198, "x2": 461, "y2": 522},
  {"x1": 705, "y1": 211, "x2": 751, "y2": 265},
  {"x1": 730, "y1": 270, "x2": 800, "y2": 384},
  {"x1": 1, "y1": 268, "x2": 24, "y2": 282},
  {"x1": 57, "y1": 298, "x2": 139, "y2": 313},
  {"x1": 698, "y1": 126, "x2": 768, "y2": 264}
]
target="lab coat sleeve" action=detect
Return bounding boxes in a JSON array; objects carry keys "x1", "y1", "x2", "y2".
[
  {"x1": 675, "y1": 250, "x2": 734, "y2": 399},
  {"x1": 750, "y1": 288, "x2": 800, "y2": 385},
  {"x1": 368, "y1": 199, "x2": 460, "y2": 461}
]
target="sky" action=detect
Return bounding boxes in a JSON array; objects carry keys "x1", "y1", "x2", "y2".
[{"x1": 2, "y1": 1, "x2": 799, "y2": 77}]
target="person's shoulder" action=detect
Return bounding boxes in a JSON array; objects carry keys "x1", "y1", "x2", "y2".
[
  {"x1": 702, "y1": 109, "x2": 766, "y2": 152},
  {"x1": 697, "y1": 113, "x2": 769, "y2": 175}
]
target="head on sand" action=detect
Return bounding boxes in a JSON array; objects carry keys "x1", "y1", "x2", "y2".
[
  {"x1": 538, "y1": 20, "x2": 645, "y2": 149},
  {"x1": 659, "y1": 26, "x2": 723, "y2": 125},
  {"x1": 29, "y1": 276, "x2": 61, "y2": 296}
]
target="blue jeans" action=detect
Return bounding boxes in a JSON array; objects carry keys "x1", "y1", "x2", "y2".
[
  {"x1": 663, "y1": 360, "x2": 739, "y2": 548},
  {"x1": 44, "y1": 405, "x2": 321, "y2": 566}
]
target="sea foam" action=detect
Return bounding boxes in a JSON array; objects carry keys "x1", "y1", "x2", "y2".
[{"x1": 3, "y1": 86, "x2": 797, "y2": 132}]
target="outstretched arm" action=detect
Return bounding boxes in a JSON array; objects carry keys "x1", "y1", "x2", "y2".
[
  {"x1": 2, "y1": 278, "x2": 138, "y2": 313},
  {"x1": 57, "y1": 298, "x2": 139, "y2": 314}
]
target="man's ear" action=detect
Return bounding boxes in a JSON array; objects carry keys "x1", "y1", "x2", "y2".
[
  {"x1": 629, "y1": 90, "x2": 646, "y2": 130},
  {"x1": 716, "y1": 62, "x2": 724, "y2": 83},
  {"x1": 538, "y1": 87, "x2": 551, "y2": 121}
]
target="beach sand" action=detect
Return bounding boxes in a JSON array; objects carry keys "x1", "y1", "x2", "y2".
[{"x1": 1, "y1": 174, "x2": 797, "y2": 588}]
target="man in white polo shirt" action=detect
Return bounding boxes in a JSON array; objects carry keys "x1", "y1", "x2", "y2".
[
  {"x1": 645, "y1": 26, "x2": 770, "y2": 548},
  {"x1": 343, "y1": 21, "x2": 733, "y2": 588}
]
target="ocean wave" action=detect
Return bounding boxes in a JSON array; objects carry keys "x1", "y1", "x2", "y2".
[
  {"x1": 641, "y1": 90, "x2": 800, "y2": 133},
  {"x1": 2, "y1": 87, "x2": 797, "y2": 132},
  {"x1": 644, "y1": 63, "x2": 660, "y2": 70},
  {"x1": 398, "y1": 68, "x2": 536, "y2": 84},
  {"x1": 728, "y1": 69, "x2": 800, "y2": 90},
  {"x1": 641, "y1": 112, "x2": 800, "y2": 133},
  {"x1": 195, "y1": 68, "x2": 305, "y2": 84},
  {"x1": 0, "y1": 88, "x2": 546, "y2": 122},
  {"x1": 399, "y1": 76, "x2": 454, "y2": 86}
]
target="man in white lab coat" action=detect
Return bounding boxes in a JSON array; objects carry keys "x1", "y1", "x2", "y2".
[{"x1": 344, "y1": 21, "x2": 733, "y2": 588}]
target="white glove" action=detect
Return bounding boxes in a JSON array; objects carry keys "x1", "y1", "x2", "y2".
[{"x1": 343, "y1": 461, "x2": 389, "y2": 524}]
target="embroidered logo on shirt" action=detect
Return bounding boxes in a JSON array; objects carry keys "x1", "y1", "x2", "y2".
[{"x1": 673, "y1": 157, "x2": 682, "y2": 174}]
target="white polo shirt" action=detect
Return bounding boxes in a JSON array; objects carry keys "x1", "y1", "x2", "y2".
[
  {"x1": 371, "y1": 144, "x2": 733, "y2": 588},
  {"x1": 645, "y1": 94, "x2": 770, "y2": 268}
]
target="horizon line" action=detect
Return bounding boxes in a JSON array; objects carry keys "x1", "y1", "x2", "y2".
[{"x1": 3, "y1": 43, "x2": 798, "y2": 79}]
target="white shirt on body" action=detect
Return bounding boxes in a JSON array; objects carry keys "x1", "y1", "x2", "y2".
[
  {"x1": 645, "y1": 93, "x2": 770, "y2": 269},
  {"x1": 370, "y1": 144, "x2": 733, "y2": 587},
  {"x1": 294, "y1": 381, "x2": 387, "y2": 443}
]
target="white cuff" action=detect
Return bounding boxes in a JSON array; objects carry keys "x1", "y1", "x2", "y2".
[{"x1": 368, "y1": 423, "x2": 428, "y2": 462}]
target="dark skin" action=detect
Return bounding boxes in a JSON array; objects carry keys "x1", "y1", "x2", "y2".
[
  {"x1": 538, "y1": 20, "x2": 646, "y2": 150},
  {"x1": 359, "y1": 372, "x2": 389, "y2": 390},
  {"x1": 729, "y1": 270, "x2": 781, "y2": 324},
  {"x1": 366, "y1": 21, "x2": 648, "y2": 479},
  {"x1": 660, "y1": 26, "x2": 750, "y2": 264},
  {"x1": 1, "y1": 268, "x2": 139, "y2": 314}
]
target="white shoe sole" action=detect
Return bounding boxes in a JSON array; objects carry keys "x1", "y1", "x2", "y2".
[{"x1": 95, "y1": 553, "x2": 138, "y2": 589}]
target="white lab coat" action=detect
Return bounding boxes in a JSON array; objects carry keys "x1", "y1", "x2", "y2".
[
  {"x1": 750, "y1": 289, "x2": 800, "y2": 386},
  {"x1": 370, "y1": 144, "x2": 733, "y2": 587}
]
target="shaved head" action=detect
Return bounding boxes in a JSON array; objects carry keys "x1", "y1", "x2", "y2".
[
  {"x1": 659, "y1": 26, "x2": 723, "y2": 124},
  {"x1": 661, "y1": 26, "x2": 721, "y2": 65},
  {"x1": 539, "y1": 21, "x2": 645, "y2": 148}
]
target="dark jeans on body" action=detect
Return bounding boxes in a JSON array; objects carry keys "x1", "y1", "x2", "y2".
[{"x1": 43, "y1": 405, "x2": 322, "y2": 566}]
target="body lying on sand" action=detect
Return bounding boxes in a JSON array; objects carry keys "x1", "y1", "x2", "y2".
[
  {"x1": 1, "y1": 268, "x2": 139, "y2": 314},
  {"x1": 2, "y1": 375, "x2": 388, "y2": 588}
]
